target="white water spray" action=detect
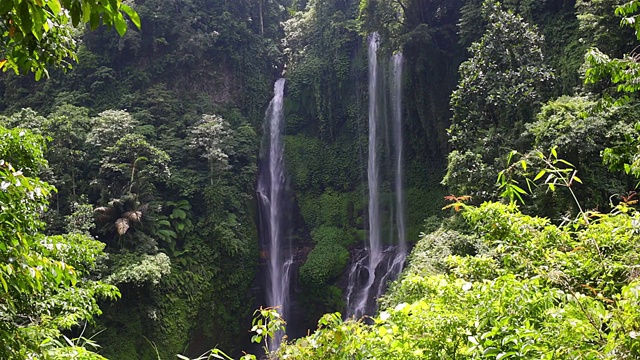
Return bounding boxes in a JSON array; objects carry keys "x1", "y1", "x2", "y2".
[
  {"x1": 345, "y1": 39, "x2": 408, "y2": 318},
  {"x1": 257, "y1": 78, "x2": 290, "y2": 349},
  {"x1": 346, "y1": 32, "x2": 381, "y2": 318},
  {"x1": 391, "y1": 52, "x2": 406, "y2": 259}
]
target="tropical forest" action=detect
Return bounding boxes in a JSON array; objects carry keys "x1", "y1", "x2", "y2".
[{"x1": 4, "y1": 0, "x2": 640, "y2": 358}]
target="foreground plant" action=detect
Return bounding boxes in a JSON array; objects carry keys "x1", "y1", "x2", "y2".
[
  {"x1": 178, "y1": 307, "x2": 285, "y2": 360},
  {"x1": 0, "y1": 126, "x2": 119, "y2": 358}
]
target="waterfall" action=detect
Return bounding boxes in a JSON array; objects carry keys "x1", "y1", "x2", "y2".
[
  {"x1": 391, "y1": 52, "x2": 407, "y2": 260},
  {"x1": 375, "y1": 52, "x2": 407, "y2": 299},
  {"x1": 365, "y1": 32, "x2": 382, "y2": 293},
  {"x1": 346, "y1": 32, "x2": 381, "y2": 318},
  {"x1": 257, "y1": 78, "x2": 290, "y2": 349},
  {"x1": 345, "y1": 37, "x2": 407, "y2": 319}
]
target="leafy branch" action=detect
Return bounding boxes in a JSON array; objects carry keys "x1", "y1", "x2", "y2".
[{"x1": 497, "y1": 147, "x2": 585, "y2": 222}]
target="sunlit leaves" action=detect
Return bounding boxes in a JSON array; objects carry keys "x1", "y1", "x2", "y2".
[
  {"x1": 0, "y1": 0, "x2": 141, "y2": 77},
  {"x1": 0, "y1": 125, "x2": 119, "y2": 358},
  {"x1": 279, "y1": 199, "x2": 640, "y2": 359},
  {"x1": 99, "y1": 133, "x2": 170, "y2": 197},
  {"x1": 617, "y1": 0, "x2": 640, "y2": 39}
]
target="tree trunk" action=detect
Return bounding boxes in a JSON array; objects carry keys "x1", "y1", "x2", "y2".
[
  {"x1": 259, "y1": 0, "x2": 264, "y2": 35},
  {"x1": 210, "y1": 159, "x2": 214, "y2": 186}
]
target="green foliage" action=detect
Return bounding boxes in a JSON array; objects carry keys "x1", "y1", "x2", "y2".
[
  {"x1": 445, "y1": 1, "x2": 554, "y2": 199},
  {"x1": 284, "y1": 0, "x2": 361, "y2": 141},
  {"x1": 99, "y1": 133, "x2": 170, "y2": 198},
  {"x1": 0, "y1": 0, "x2": 140, "y2": 78},
  {"x1": 188, "y1": 114, "x2": 232, "y2": 185},
  {"x1": 279, "y1": 200, "x2": 640, "y2": 359},
  {"x1": 285, "y1": 135, "x2": 363, "y2": 193},
  {"x1": 0, "y1": 125, "x2": 119, "y2": 359},
  {"x1": 106, "y1": 253, "x2": 171, "y2": 286},
  {"x1": 86, "y1": 109, "x2": 138, "y2": 151},
  {"x1": 300, "y1": 241, "x2": 350, "y2": 287},
  {"x1": 43, "y1": 105, "x2": 93, "y2": 209},
  {"x1": 577, "y1": 0, "x2": 636, "y2": 54},
  {"x1": 442, "y1": 149, "x2": 493, "y2": 198},
  {"x1": 380, "y1": 228, "x2": 482, "y2": 308},
  {"x1": 250, "y1": 307, "x2": 286, "y2": 354},
  {"x1": 66, "y1": 201, "x2": 96, "y2": 234},
  {"x1": 585, "y1": 48, "x2": 640, "y2": 94},
  {"x1": 0, "y1": 122, "x2": 47, "y2": 173},
  {"x1": 178, "y1": 307, "x2": 286, "y2": 360},
  {"x1": 299, "y1": 191, "x2": 363, "y2": 230},
  {"x1": 0, "y1": 0, "x2": 274, "y2": 356}
]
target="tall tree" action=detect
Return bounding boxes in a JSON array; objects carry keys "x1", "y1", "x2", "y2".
[
  {"x1": 99, "y1": 133, "x2": 170, "y2": 199},
  {"x1": 443, "y1": 1, "x2": 554, "y2": 198},
  {"x1": 188, "y1": 114, "x2": 232, "y2": 185}
]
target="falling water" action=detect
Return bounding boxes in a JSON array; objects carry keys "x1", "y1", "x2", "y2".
[
  {"x1": 366, "y1": 33, "x2": 382, "y2": 280},
  {"x1": 345, "y1": 40, "x2": 408, "y2": 318},
  {"x1": 346, "y1": 32, "x2": 381, "y2": 318},
  {"x1": 257, "y1": 78, "x2": 290, "y2": 349},
  {"x1": 374, "y1": 52, "x2": 407, "y2": 299},
  {"x1": 391, "y1": 52, "x2": 407, "y2": 260}
]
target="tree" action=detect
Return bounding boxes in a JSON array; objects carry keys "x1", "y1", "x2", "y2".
[
  {"x1": 188, "y1": 114, "x2": 232, "y2": 185},
  {"x1": 443, "y1": 1, "x2": 554, "y2": 199},
  {"x1": 85, "y1": 109, "x2": 137, "y2": 152},
  {"x1": 99, "y1": 133, "x2": 170, "y2": 198},
  {"x1": 43, "y1": 105, "x2": 92, "y2": 210},
  {"x1": 583, "y1": 2, "x2": 640, "y2": 181},
  {"x1": 0, "y1": 125, "x2": 119, "y2": 359},
  {"x1": 0, "y1": 0, "x2": 141, "y2": 79},
  {"x1": 0, "y1": 107, "x2": 46, "y2": 133}
]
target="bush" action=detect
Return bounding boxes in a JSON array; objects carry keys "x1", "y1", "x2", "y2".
[{"x1": 278, "y1": 201, "x2": 640, "y2": 359}]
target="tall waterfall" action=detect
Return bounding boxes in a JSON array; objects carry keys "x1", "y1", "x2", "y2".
[
  {"x1": 346, "y1": 33, "x2": 382, "y2": 318},
  {"x1": 392, "y1": 52, "x2": 406, "y2": 258},
  {"x1": 345, "y1": 37, "x2": 407, "y2": 318},
  {"x1": 257, "y1": 78, "x2": 290, "y2": 348},
  {"x1": 374, "y1": 52, "x2": 407, "y2": 300},
  {"x1": 365, "y1": 31, "x2": 382, "y2": 296}
]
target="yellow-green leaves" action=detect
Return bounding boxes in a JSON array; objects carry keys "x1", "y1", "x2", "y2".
[
  {"x1": 0, "y1": 0, "x2": 141, "y2": 78},
  {"x1": 120, "y1": 3, "x2": 140, "y2": 29}
]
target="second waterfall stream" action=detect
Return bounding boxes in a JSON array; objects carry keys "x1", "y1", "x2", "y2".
[{"x1": 345, "y1": 33, "x2": 408, "y2": 318}]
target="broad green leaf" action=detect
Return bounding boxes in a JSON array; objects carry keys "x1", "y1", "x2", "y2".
[
  {"x1": 511, "y1": 184, "x2": 527, "y2": 194},
  {"x1": 120, "y1": 3, "x2": 141, "y2": 29},
  {"x1": 0, "y1": 274, "x2": 7, "y2": 292},
  {"x1": 114, "y1": 13, "x2": 126, "y2": 36},
  {"x1": 18, "y1": 2, "x2": 32, "y2": 34},
  {"x1": 82, "y1": 0, "x2": 92, "y2": 23},
  {"x1": 90, "y1": 10, "x2": 100, "y2": 30},
  {"x1": 47, "y1": 0, "x2": 61, "y2": 14}
]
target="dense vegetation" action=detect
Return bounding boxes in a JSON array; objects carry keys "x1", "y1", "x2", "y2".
[
  {"x1": 5, "y1": 0, "x2": 640, "y2": 358},
  {"x1": 274, "y1": 0, "x2": 640, "y2": 358}
]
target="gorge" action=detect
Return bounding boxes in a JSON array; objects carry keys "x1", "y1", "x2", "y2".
[{"x1": 2, "y1": 0, "x2": 640, "y2": 358}]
